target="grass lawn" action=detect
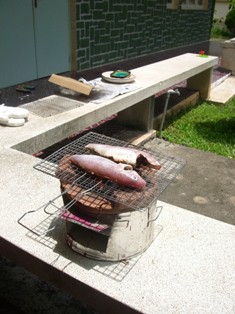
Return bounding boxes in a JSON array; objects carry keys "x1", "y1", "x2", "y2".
[{"x1": 160, "y1": 98, "x2": 235, "y2": 159}]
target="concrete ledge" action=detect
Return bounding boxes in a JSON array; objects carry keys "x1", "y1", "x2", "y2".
[
  {"x1": 221, "y1": 38, "x2": 235, "y2": 75},
  {"x1": 1, "y1": 200, "x2": 234, "y2": 314},
  {"x1": 207, "y1": 76, "x2": 235, "y2": 104}
]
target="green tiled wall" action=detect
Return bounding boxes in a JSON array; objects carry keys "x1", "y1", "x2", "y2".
[{"x1": 76, "y1": 0, "x2": 214, "y2": 70}]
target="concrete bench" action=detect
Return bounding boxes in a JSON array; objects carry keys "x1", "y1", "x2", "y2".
[
  {"x1": 116, "y1": 53, "x2": 218, "y2": 131},
  {"x1": 9, "y1": 53, "x2": 218, "y2": 155}
]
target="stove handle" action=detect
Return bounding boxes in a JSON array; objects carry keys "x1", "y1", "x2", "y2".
[
  {"x1": 115, "y1": 218, "x2": 130, "y2": 228},
  {"x1": 147, "y1": 205, "x2": 163, "y2": 226}
]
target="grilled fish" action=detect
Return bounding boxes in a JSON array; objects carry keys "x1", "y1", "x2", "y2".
[
  {"x1": 85, "y1": 143, "x2": 161, "y2": 170},
  {"x1": 69, "y1": 154, "x2": 146, "y2": 190}
]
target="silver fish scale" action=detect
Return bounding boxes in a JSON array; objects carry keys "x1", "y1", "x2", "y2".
[{"x1": 34, "y1": 132, "x2": 186, "y2": 210}]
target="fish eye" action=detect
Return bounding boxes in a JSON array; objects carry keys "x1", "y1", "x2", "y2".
[{"x1": 132, "y1": 175, "x2": 138, "y2": 181}]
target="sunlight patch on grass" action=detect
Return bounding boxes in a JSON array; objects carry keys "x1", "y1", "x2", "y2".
[{"x1": 160, "y1": 99, "x2": 235, "y2": 159}]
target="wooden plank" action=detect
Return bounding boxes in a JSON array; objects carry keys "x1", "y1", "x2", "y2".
[{"x1": 49, "y1": 74, "x2": 92, "y2": 95}]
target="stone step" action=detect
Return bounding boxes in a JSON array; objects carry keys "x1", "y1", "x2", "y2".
[{"x1": 208, "y1": 76, "x2": 235, "y2": 104}]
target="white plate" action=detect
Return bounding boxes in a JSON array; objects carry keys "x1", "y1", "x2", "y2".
[{"x1": 101, "y1": 71, "x2": 135, "y2": 84}]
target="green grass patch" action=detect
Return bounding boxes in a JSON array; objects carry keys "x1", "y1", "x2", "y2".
[{"x1": 160, "y1": 99, "x2": 235, "y2": 159}]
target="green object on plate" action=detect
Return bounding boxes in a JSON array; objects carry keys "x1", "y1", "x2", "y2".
[{"x1": 110, "y1": 70, "x2": 131, "y2": 78}]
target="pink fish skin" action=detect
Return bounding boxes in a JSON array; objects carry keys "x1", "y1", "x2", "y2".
[
  {"x1": 85, "y1": 143, "x2": 161, "y2": 170},
  {"x1": 69, "y1": 155, "x2": 146, "y2": 190}
]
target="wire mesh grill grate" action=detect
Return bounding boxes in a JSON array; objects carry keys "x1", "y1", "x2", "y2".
[
  {"x1": 21, "y1": 95, "x2": 83, "y2": 117},
  {"x1": 18, "y1": 194, "x2": 163, "y2": 281},
  {"x1": 34, "y1": 132, "x2": 186, "y2": 210}
]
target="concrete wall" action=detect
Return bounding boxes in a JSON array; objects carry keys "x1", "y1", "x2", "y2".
[
  {"x1": 214, "y1": 1, "x2": 230, "y2": 20},
  {"x1": 209, "y1": 38, "x2": 225, "y2": 56}
]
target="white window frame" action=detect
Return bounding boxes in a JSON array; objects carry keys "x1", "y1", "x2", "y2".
[{"x1": 181, "y1": 0, "x2": 208, "y2": 10}]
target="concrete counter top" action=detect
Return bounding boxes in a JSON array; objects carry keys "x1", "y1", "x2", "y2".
[
  {"x1": 1, "y1": 53, "x2": 218, "y2": 153},
  {"x1": 1, "y1": 53, "x2": 233, "y2": 314}
]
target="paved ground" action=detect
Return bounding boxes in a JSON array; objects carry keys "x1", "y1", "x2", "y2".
[
  {"x1": 145, "y1": 139, "x2": 235, "y2": 226},
  {"x1": 0, "y1": 257, "x2": 97, "y2": 314}
]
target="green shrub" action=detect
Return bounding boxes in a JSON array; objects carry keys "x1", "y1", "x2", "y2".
[
  {"x1": 211, "y1": 17, "x2": 231, "y2": 39},
  {"x1": 211, "y1": 25, "x2": 230, "y2": 38},
  {"x1": 225, "y1": 9, "x2": 235, "y2": 36}
]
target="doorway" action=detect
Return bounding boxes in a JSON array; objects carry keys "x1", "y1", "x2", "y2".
[{"x1": 0, "y1": 0, "x2": 70, "y2": 88}]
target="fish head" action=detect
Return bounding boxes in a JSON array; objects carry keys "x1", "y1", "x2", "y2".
[{"x1": 126, "y1": 170, "x2": 146, "y2": 190}]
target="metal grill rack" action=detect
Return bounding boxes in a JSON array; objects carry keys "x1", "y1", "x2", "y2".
[
  {"x1": 34, "y1": 131, "x2": 186, "y2": 210},
  {"x1": 18, "y1": 203, "x2": 138, "y2": 281},
  {"x1": 92, "y1": 223, "x2": 163, "y2": 281},
  {"x1": 17, "y1": 195, "x2": 163, "y2": 281}
]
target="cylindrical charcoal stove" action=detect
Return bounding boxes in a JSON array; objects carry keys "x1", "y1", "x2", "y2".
[
  {"x1": 66, "y1": 206, "x2": 158, "y2": 261},
  {"x1": 34, "y1": 132, "x2": 186, "y2": 261},
  {"x1": 60, "y1": 182, "x2": 160, "y2": 261}
]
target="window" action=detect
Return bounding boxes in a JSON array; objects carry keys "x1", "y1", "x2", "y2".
[{"x1": 181, "y1": 0, "x2": 208, "y2": 10}]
